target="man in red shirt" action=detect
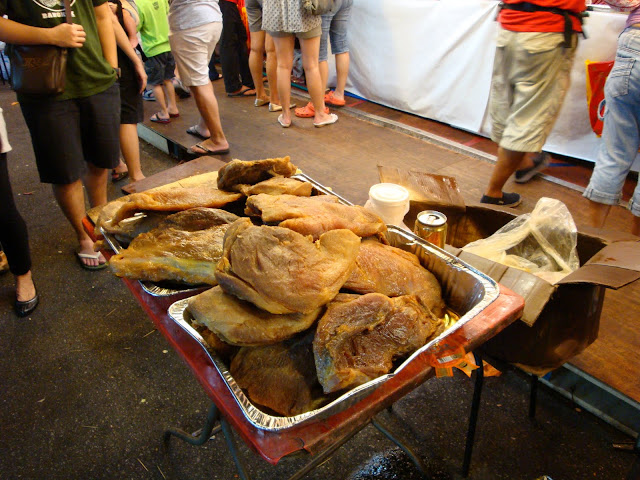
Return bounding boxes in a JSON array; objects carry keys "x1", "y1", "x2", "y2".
[{"x1": 480, "y1": 0, "x2": 587, "y2": 207}]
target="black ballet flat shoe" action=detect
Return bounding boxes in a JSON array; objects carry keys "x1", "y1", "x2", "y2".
[{"x1": 15, "y1": 292, "x2": 39, "y2": 317}]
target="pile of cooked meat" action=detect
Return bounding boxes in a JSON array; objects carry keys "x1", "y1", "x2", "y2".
[{"x1": 100, "y1": 156, "x2": 448, "y2": 417}]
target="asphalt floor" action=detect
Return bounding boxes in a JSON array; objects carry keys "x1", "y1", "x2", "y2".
[{"x1": 0, "y1": 84, "x2": 638, "y2": 480}]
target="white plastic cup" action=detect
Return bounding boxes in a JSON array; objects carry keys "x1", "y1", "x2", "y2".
[{"x1": 365, "y1": 183, "x2": 410, "y2": 227}]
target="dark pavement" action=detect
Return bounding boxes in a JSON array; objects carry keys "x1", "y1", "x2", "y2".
[{"x1": 0, "y1": 83, "x2": 637, "y2": 480}]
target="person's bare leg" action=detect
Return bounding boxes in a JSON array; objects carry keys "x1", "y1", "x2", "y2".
[
  {"x1": 120, "y1": 124, "x2": 145, "y2": 182},
  {"x1": 319, "y1": 59, "x2": 329, "y2": 93},
  {"x1": 152, "y1": 84, "x2": 169, "y2": 119},
  {"x1": 485, "y1": 147, "x2": 526, "y2": 198},
  {"x1": 15, "y1": 270, "x2": 36, "y2": 303},
  {"x1": 52, "y1": 180, "x2": 106, "y2": 267},
  {"x1": 265, "y1": 34, "x2": 280, "y2": 105},
  {"x1": 586, "y1": 200, "x2": 611, "y2": 229},
  {"x1": 113, "y1": 158, "x2": 128, "y2": 175},
  {"x1": 333, "y1": 51, "x2": 349, "y2": 100},
  {"x1": 272, "y1": 35, "x2": 295, "y2": 126},
  {"x1": 164, "y1": 79, "x2": 179, "y2": 116},
  {"x1": 249, "y1": 31, "x2": 269, "y2": 103},
  {"x1": 299, "y1": 36, "x2": 331, "y2": 124},
  {"x1": 189, "y1": 83, "x2": 229, "y2": 152}
]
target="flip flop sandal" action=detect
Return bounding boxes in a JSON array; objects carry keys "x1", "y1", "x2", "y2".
[
  {"x1": 169, "y1": 112, "x2": 180, "y2": 118},
  {"x1": 187, "y1": 142, "x2": 230, "y2": 156},
  {"x1": 150, "y1": 113, "x2": 170, "y2": 124},
  {"x1": 228, "y1": 87, "x2": 256, "y2": 97},
  {"x1": 186, "y1": 125, "x2": 210, "y2": 140},
  {"x1": 111, "y1": 170, "x2": 129, "y2": 183},
  {"x1": 75, "y1": 251, "x2": 108, "y2": 271}
]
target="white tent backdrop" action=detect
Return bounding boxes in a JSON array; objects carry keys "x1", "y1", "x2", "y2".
[{"x1": 335, "y1": 0, "x2": 637, "y2": 168}]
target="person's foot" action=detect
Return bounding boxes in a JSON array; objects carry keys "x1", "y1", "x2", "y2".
[
  {"x1": 295, "y1": 102, "x2": 328, "y2": 118},
  {"x1": 77, "y1": 240, "x2": 107, "y2": 269},
  {"x1": 15, "y1": 271, "x2": 36, "y2": 303},
  {"x1": 227, "y1": 86, "x2": 256, "y2": 97},
  {"x1": 515, "y1": 152, "x2": 551, "y2": 183},
  {"x1": 480, "y1": 192, "x2": 521, "y2": 208},
  {"x1": 111, "y1": 169, "x2": 129, "y2": 183},
  {"x1": 277, "y1": 114, "x2": 291, "y2": 128},
  {"x1": 142, "y1": 90, "x2": 155, "y2": 101},
  {"x1": 269, "y1": 102, "x2": 296, "y2": 112},
  {"x1": 324, "y1": 90, "x2": 346, "y2": 107},
  {"x1": 186, "y1": 139, "x2": 230, "y2": 156},
  {"x1": 255, "y1": 97, "x2": 270, "y2": 107},
  {"x1": 0, "y1": 251, "x2": 8, "y2": 274},
  {"x1": 150, "y1": 112, "x2": 171, "y2": 124}
]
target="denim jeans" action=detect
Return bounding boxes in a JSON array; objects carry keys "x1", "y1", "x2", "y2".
[
  {"x1": 319, "y1": 0, "x2": 353, "y2": 62},
  {"x1": 584, "y1": 27, "x2": 640, "y2": 217}
]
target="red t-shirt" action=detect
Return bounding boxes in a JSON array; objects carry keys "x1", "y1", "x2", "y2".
[{"x1": 499, "y1": 0, "x2": 586, "y2": 33}]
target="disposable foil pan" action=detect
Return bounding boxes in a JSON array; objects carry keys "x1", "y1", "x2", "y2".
[{"x1": 167, "y1": 228, "x2": 498, "y2": 431}]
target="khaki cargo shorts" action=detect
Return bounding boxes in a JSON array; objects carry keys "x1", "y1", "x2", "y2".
[{"x1": 489, "y1": 29, "x2": 577, "y2": 153}]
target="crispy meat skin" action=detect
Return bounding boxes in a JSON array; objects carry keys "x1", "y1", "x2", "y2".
[
  {"x1": 215, "y1": 218, "x2": 361, "y2": 314},
  {"x1": 217, "y1": 156, "x2": 298, "y2": 192},
  {"x1": 187, "y1": 286, "x2": 322, "y2": 346},
  {"x1": 230, "y1": 333, "x2": 324, "y2": 416},
  {"x1": 313, "y1": 293, "x2": 441, "y2": 394},
  {"x1": 237, "y1": 177, "x2": 313, "y2": 197},
  {"x1": 110, "y1": 180, "x2": 242, "y2": 224},
  {"x1": 344, "y1": 238, "x2": 446, "y2": 317},
  {"x1": 110, "y1": 208, "x2": 239, "y2": 285},
  {"x1": 245, "y1": 194, "x2": 387, "y2": 240}
]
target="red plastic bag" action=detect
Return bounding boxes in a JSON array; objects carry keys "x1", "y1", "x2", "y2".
[{"x1": 585, "y1": 60, "x2": 614, "y2": 137}]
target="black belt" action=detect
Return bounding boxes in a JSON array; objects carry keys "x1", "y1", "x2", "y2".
[{"x1": 498, "y1": 2, "x2": 588, "y2": 48}]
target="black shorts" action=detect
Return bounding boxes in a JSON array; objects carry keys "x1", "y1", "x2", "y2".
[
  {"x1": 20, "y1": 83, "x2": 121, "y2": 185},
  {"x1": 144, "y1": 51, "x2": 176, "y2": 86},
  {"x1": 118, "y1": 52, "x2": 144, "y2": 124}
]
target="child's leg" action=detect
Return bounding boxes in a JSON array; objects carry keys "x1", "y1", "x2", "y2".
[
  {"x1": 152, "y1": 83, "x2": 169, "y2": 118},
  {"x1": 163, "y1": 79, "x2": 179, "y2": 115}
]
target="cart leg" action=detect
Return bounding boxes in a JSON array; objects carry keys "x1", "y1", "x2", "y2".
[
  {"x1": 529, "y1": 374, "x2": 538, "y2": 418},
  {"x1": 220, "y1": 416, "x2": 253, "y2": 480},
  {"x1": 164, "y1": 402, "x2": 221, "y2": 446},
  {"x1": 372, "y1": 417, "x2": 428, "y2": 479},
  {"x1": 462, "y1": 351, "x2": 484, "y2": 478}
]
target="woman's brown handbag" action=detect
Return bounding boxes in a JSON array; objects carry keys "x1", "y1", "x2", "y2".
[
  {"x1": 302, "y1": 0, "x2": 335, "y2": 15},
  {"x1": 9, "y1": 0, "x2": 72, "y2": 95}
]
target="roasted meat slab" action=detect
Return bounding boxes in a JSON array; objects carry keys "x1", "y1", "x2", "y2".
[
  {"x1": 245, "y1": 194, "x2": 387, "y2": 240},
  {"x1": 217, "y1": 156, "x2": 298, "y2": 192},
  {"x1": 216, "y1": 218, "x2": 361, "y2": 314},
  {"x1": 110, "y1": 180, "x2": 242, "y2": 224},
  {"x1": 313, "y1": 293, "x2": 441, "y2": 394},
  {"x1": 230, "y1": 333, "x2": 325, "y2": 416},
  {"x1": 237, "y1": 177, "x2": 313, "y2": 197},
  {"x1": 344, "y1": 238, "x2": 446, "y2": 317},
  {"x1": 187, "y1": 286, "x2": 322, "y2": 346},
  {"x1": 110, "y1": 208, "x2": 239, "y2": 285}
]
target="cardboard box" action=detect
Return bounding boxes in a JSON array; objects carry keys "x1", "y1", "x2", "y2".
[{"x1": 381, "y1": 167, "x2": 640, "y2": 374}]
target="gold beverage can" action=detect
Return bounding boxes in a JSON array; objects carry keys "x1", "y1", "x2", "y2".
[{"x1": 414, "y1": 210, "x2": 448, "y2": 248}]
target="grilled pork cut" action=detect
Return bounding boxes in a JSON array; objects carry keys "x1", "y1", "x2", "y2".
[
  {"x1": 230, "y1": 332, "x2": 324, "y2": 416},
  {"x1": 187, "y1": 286, "x2": 322, "y2": 346},
  {"x1": 110, "y1": 180, "x2": 242, "y2": 224},
  {"x1": 313, "y1": 293, "x2": 441, "y2": 394},
  {"x1": 236, "y1": 177, "x2": 313, "y2": 197},
  {"x1": 245, "y1": 194, "x2": 387, "y2": 240},
  {"x1": 343, "y1": 238, "x2": 446, "y2": 317},
  {"x1": 215, "y1": 218, "x2": 361, "y2": 314},
  {"x1": 216, "y1": 156, "x2": 298, "y2": 192},
  {"x1": 110, "y1": 208, "x2": 239, "y2": 285}
]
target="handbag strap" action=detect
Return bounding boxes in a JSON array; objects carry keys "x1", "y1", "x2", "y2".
[{"x1": 63, "y1": 0, "x2": 72, "y2": 24}]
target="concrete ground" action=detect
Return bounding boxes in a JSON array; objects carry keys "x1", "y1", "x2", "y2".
[{"x1": 0, "y1": 83, "x2": 638, "y2": 480}]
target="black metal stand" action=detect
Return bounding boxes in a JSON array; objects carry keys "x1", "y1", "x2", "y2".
[
  {"x1": 462, "y1": 351, "x2": 539, "y2": 477},
  {"x1": 164, "y1": 401, "x2": 429, "y2": 480}
]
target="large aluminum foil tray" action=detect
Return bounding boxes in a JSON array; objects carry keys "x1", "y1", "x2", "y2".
[{"x1": 166, "y1": 174, "x2": 499, "y2": 431}]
